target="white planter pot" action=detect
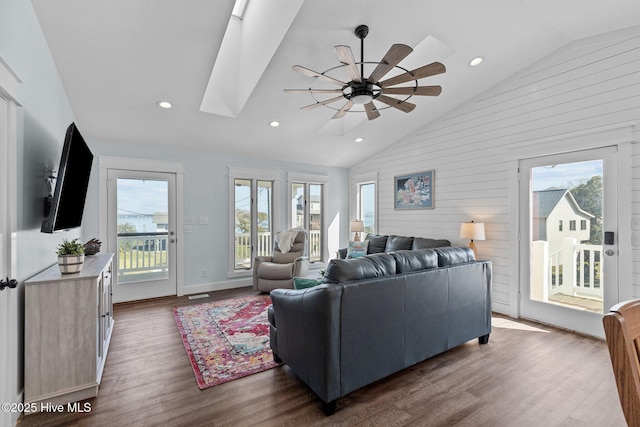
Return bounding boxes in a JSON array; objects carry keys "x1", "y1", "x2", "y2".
[{"x1": 58, "y1": 254, "x2": 85, "y2": 274}]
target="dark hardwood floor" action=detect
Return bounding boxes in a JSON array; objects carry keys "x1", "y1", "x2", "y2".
[{"x1": 17, "y1": 287, "x2": 626, "y2": 427}]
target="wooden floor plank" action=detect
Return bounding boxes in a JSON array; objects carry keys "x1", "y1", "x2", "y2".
[{"x1": 17, "y1": 287, "x2": 626, "y2": 426}]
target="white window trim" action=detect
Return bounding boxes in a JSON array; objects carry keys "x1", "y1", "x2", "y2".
[
  {"x1": 352, "y1": 172, "x2": 379, "y2": 235},
  {"x1": 287, "y1": 172, "x2": 328, "y2": 263},
  {"x1": 228, "y1": 167, "x2": 281, "y2": 278}
]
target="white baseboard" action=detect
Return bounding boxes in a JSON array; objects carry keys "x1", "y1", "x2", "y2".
[
  {"x1": 180, "y1": 278, "x2": 252, "y2": 296},
  {"x1": 491, "y1": 300, "x2": 513, "y2": 317}
]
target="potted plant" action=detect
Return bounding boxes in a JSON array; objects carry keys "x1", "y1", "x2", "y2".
[{"x1": 57, "y1": 238, "x2": 85, "y2": 274}]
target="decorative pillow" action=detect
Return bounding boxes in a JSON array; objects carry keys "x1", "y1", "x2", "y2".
[
  {"x1": 347, "y1": 240, "x2": 369, "y2": 258},
  {"x1": 293, "y1": 277, "x2": 322, "y2": 290}
]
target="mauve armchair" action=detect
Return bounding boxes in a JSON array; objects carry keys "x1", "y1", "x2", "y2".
[{"x1": 253, "y1": 229, "x2": 309, "y2": 292}]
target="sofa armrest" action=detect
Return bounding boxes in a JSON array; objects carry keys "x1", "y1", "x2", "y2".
[{"x1": 270, "y1": 286, "x2": 343, "y2": 404}]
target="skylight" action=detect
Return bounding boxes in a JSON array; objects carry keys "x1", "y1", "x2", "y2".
[{"x1": 232, "y1": 0, "x2": 249, "y2": 20}]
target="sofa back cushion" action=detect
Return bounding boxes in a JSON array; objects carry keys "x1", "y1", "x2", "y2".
[
  {"x1": 412, "y1": 237, "x2": 451, "y2": 250},
  {"x1": 323, "y1": 253, "x2": 396, "y2": 284},
  {"x1": 364, "y1": 234, "x2": 388, "y2": 254},
  {"x1": 390, "y1": 249, "x2": 438, "y2": 273},
  {"x1": 385, "y1": 235, "x2": 414, "y2": 252},
  {"x1": 434, "y1": 247, "x2": 475, "y2": 267}
]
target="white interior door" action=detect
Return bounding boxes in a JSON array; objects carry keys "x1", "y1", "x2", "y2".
[
  {"x1": 107, "y1": 169, "x2": 177, "y2": 302},
  {"x1": 519, "y1": 147, "x2": 618, "y2": 338},
  {"x1": 0, "y1": 92, "x2": 18, "y2": 426}
]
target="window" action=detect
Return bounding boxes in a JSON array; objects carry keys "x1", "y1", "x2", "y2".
[
  {"x1": 358, "y1": 182, "x2": 376, "y2": 235},
  {"x1": 581, "y1": 220, "x2": 587, "y2": 230},
  {"x1": 570, "y1": 220, "x2": 576, "y2": 231},
  {"x1": 289, "y1": 173, "x2": 328, "y2": 263},
  {"x1": 228, "y1": 168, "x2": 278, "y2": 276},
  {"x1": 559, "y1": 220, "x2": 563, "y2": 231}
]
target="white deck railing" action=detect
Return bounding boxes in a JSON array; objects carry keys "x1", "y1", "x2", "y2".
[
  {"x1": 234, "y1": 230, "x2": 322, "y2": 269},
  {"x1": 117, "y1": 232, "x2": 169, "y2": 283},
  {"x1": 532, "y1": 238, "x2": 602, "y2": 301}
]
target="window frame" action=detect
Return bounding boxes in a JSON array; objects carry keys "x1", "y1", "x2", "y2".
[
  {"x1": 228, "y1": 167, "x2": 280, "y2": 278},
  {"x1": 357, "y1": 181, "x2": 377, "y2": 236},
  {"x1": 287, "y1": 172, "x2": 328, "y2": 264}
]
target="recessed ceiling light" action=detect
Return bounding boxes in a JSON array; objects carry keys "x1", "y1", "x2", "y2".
[
  {"x1": 156, "y1": 101, "x2": 172, "y2": 109},
  {"x1": 354, "y1": 137, "x2": 365, "y2": 143},
  {"x1": 269, "y1": 121, "x2": 280, "y2": 127},
  {"x1": 469, "y1": 57, "x2": 484, "y2": 67}
]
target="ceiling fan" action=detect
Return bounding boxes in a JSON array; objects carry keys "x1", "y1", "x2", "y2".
[{"x1": 285, "y1": 24, "x2": 446, "y2": 120}]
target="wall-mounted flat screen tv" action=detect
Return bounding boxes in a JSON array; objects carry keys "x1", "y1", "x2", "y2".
[{"x1": 41, "y1": 123, "x2": 94, "y2": 233}]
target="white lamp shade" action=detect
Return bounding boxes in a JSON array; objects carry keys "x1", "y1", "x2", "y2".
[
  {"x1": 459, "y1": 222, "x2": 485, "y2": 240},
  {"x1": 350, "y1": 220, "x2": 364, "y2": 232}
]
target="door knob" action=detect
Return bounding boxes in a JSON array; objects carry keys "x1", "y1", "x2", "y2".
[
  {"x1": 0, "y1": 277, "x2": 18, "y2": 290},
  {"x1": 605, "y1": 249, "x2": 615, "y2": 256}
]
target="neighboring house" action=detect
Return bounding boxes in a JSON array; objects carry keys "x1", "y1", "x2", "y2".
[{"x1": 532, "y1": 189, "x2": 594, "y2": 254}]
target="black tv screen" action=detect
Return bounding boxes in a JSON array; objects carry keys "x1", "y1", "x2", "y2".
[{"x1": 41, "y1": 123, "x2": 94, "y2": 233}]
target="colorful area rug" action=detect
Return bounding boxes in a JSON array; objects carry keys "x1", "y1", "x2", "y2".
[{"x1": 173, "y1": 294, "x2": 280, "y2": 389}]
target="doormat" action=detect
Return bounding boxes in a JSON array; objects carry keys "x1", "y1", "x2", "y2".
[{"x1": 173, "y1": 294, "x2": 280, "y2": 389}]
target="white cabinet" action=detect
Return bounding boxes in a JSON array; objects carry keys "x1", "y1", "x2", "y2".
[{"x1": 24, "y1": 253, "x2": 114, "y2": 410}]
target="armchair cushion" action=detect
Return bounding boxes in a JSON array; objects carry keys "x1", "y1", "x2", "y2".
[{"x1": 258, "y1": 262, "x2": 294, "y2": 280}]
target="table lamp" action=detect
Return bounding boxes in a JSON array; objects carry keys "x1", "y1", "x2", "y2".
[
  {"x1": 459, "y1": 221, "x2": 485, "y2": 259},
  {"x1": 350, "y1": 220, "x2": 364, "y2": 241}
]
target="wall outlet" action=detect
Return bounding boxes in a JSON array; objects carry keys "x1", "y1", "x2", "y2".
[
  {"x1": 184, "y1": 225, "x2": 192, "y2": 233},
  {"x1": 201, "y1": 268, "x2": 207, "y2": 277}
]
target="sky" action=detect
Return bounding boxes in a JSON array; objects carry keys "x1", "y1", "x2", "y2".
[
  {"x1": 117, "y1": 179, "x2": 168, "y2": 215},
  {"x1": 531, "y1": 159, "x2": 603, "y2": 191}
]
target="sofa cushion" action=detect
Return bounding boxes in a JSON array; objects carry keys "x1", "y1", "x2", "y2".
[
  {"x1": 365, "y1": 234, "x2": 388, "y2": 254},
  {"x1": 434, "y1": 247, "x2": 475, "y2": 267},
  {"x1": 390, "y1": 249, "x2": 438, "y2": 273},
  {"x1": 412, "y1": 237, "x2": 451, "y2": 250},
  {"x1": 323, "y1": 253, "x2": 396, "y2": 284},
  {"x1": 385, "y1": 235, "x2": 414, "y2": 252},
  {"x1": 347, "y1": 240, "x2": 369, "y2": 258}
]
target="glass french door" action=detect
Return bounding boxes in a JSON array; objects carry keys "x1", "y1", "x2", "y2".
[
  {"x1": 519, "y1": 147, "x2": 618, "y2": 337},
  {"x1": 107, "y1": 170, "x2": 177, "y2": 302}
]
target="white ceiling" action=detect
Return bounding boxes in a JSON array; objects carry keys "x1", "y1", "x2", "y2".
[{"x1": 32, "y1": 0, "x2": 640, "y2": 168}]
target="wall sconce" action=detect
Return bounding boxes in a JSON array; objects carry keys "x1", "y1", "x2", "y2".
[
  {"x1": 350, "y1": 220, "x2": 364, "y2": 242},
  {"x1": 459, "y1": 221, "x2": 485, "y2": 259}
]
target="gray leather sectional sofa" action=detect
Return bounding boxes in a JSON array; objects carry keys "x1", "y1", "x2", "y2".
[
  {"x1": 268, "y1": 246, "x2": 492, "y2": 415},
  {"x1": 337, "y1": 233, "x2": 451, "y2": 259}
]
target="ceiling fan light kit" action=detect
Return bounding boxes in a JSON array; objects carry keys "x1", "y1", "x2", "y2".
[{"x1": 285, "y1": 24, "x2": 446, "y2": 121}]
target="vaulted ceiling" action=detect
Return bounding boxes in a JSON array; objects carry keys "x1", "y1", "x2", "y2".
[{"x1": 32, "y1": 0, "x2": 640, "y2": 168}]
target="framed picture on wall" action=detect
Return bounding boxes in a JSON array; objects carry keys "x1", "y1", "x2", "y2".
[{"x1": 394, "y1": 170, "x2": 434, "y2": 209}]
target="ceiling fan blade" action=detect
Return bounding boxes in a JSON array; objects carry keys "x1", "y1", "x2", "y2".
[
  {"x1": 376, "y1": 95, "x2": 416, "y2": 113},
  {"x1": 364, "y1": 102, "x2": 381, "y2": 120},
  {"x1": 301, "y1": 96, "x2": 344, "y2": 110},
  {"x1": 292, "y1": 65, "x2": 346, "y2": 86},
  {"x1": 335, "y1": 45, "x2": 361, "y2": 83},
  {"x1": 379, "y1": 62, "x2": 446, "y2": 88},
  {"x1": 368, "y1": 44, "x2": 413, "y2": 84},
  {"x1": 383, "y1": 86, "x2": 442, "y2": 96},
  {"x1": 284, "y1": 88, "x2": 343, "y2": 94},
  {"x1": 332, "y1": 101, "x2": 354, "y2": 119}
]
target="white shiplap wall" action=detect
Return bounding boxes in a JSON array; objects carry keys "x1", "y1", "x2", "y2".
[{"x1": 350, "y1": 26, "x2": 640, "y2": 316}]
